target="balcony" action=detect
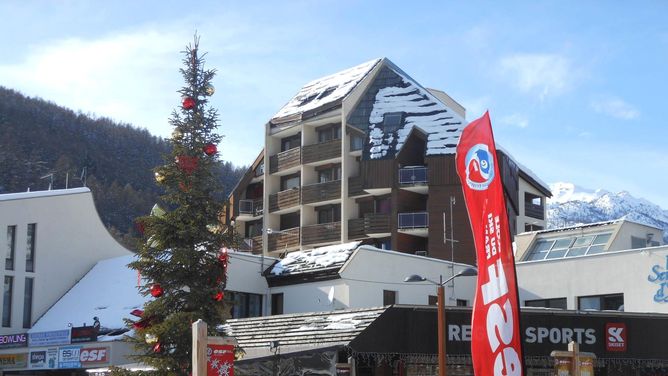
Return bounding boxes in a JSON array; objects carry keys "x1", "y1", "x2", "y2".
[
  {"x1": 397, "y1": 212, "x2": 429, "y2": 237},
  {"x1": 242, "y1": 236, "x2": 263, "y2": 255},
  {"x1": 348, "y1": 214, "x2": 390, "y2": 240},
  {"x1": 399, "y1": 166, "x2": 428, "y2": 194},
  {"x1": 524, "y1": 203, "x2": 545, "y2": 220},
  {"x1": 268, "y1": 188, "x2": 300, "y2": 213},
  {"x1": 267, "y1": 227, "x2": 300, "y2": 253},
  {"x1": 269, "y1": 147, "x2": 301, "y2": 175},
  {"x1": 237, "y1": 199, "x2": 263, "y2": 220},
  {"x1": 302, "y1": 139, "x2": 341, "y2": 165},
  {"x1": 302, "y1": 222, "x2": 341, "y2": 246},
  {"x1": 348, "y1": 176, "x2": 366, "y2": 197},
  {"x1": 301, "y1": 180, "x2": 341, "y2": 205}
]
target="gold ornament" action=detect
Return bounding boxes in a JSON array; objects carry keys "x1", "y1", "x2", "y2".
[
  {"x1": 154, "y1": 171, "x2": 166, "y2": 183},
  {"x1": 204, "y1": 84, "x2": 215, "y2": 96},
  {"x1": 172, "y1": 128, "x2": 182, "y2": 139},
  {"x1": 145, "y1": 333, "x2": 158, "y2": 344}
]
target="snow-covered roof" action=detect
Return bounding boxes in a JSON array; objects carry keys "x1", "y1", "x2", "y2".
[
  {"x1": 269, "y1": 241, "x2": 361, "y2": 276},
  {"x1": 0, "y1": 187, "x2": 90, "y2": 202},
  {"x1": 29, "y1": 255, "x2": 147, "y2": 338},
  {"x1": 367, "y1": 64, "x2": 466, "y2": 158},
  {"x1": 271, "y1": 59, "x2": 381, "y2": 122}
]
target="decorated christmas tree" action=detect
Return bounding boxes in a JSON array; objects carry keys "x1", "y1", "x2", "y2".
[{"x1": 124, "y1": 36, "x2": 233, "y2": 375}]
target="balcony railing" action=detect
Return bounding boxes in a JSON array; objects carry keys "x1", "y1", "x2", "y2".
[
  {"x1": 268, "y1": 188, "x2": 300, "y2": 213},
  {"x1": 348, "y1": 176, "x2": 365, "y2": 197},
  {"x1": 348, "y1": 214, "x2": 390, "y2": 239},
  {"x1": 301, "y1": 180, "x2": 341, "y2": 205},
  {"x1": 398, "y1": 212, "x2": 429, "y2": 229},
  {"x1": 267, "y1": 227, "x2": 300, "y2": 252},
  {"x1": 269, "y1": 147, "x2": 301, "y2": 174},
  {"x1": 302, "y1": 222, "x2": 341, "y2": 246},
  {"x1": 238, "y1": 199, "x2": 263, "y2": 217},
  {"x1": 302, "y1": 139, "x2": 341, "y2": 165},
  {"x1": 242, "y1": 236, "x2": 263, "y2": 255},
  {"x1": 524, "y1": 203, "x2": 545, "y2": 220},
  {"x1": 399, "y1": 166, "x2": 428, "y2": 185}
]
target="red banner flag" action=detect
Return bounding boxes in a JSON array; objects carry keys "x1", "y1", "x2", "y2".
[
  {"x1": 207, "y1": 343, "x2": 234, "y2": 376},
  {"x1": 455, "y1": 111, "x2": 524, "y2": 376}
]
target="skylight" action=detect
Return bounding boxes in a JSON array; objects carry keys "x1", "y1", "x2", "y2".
[{"x1": 524, "y1": 233, "x2": 612, "y2": 261}]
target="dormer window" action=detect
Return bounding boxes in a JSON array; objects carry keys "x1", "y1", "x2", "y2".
[{"x1": 382, "y1": 112, "x2": 404, "y2": 133}]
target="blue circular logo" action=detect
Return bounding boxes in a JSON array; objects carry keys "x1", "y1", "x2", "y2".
[{"x1": 464, "y1": 144, "x2": 495, "y2": 190}]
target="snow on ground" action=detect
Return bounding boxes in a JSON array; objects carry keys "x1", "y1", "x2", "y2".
[
  {"x1": 270, "y1": 241, "x2": 361, "y2": 275},
  {"x1": 29, "y1": 255, "x2": 147, "y2": 334}
]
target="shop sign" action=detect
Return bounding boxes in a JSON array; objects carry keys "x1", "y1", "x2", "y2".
[
  {"x1": 0, "y1": 333, "x2": 27, "y2": 348},
  {"x1": 79, "y1": 347, "x2": 110, "y2": 365},
  {"x1": 0, "y1": 353, "x2": 27, "y2": 369},
  {"x1": 207, "y1": 343, "x2": 234, "y2": 376},
  {"x1": 58, "y1": 345, "x2": 81, "y2": 369},
  {"x1": 29, "y1": 329, "x2": 71, "y2": 347},
  {"x1": 605, "y1": 323, "x2": 626, "y2": 352},
  {"x1": 29, "y1": 348, "x2": 58, "y2": 369},
  {"x1": 647, "y1": 256, "x2": 668, "y2": 302},
  {"x1": 70, "y1": 326, "x2": 98, "y2": 343}
]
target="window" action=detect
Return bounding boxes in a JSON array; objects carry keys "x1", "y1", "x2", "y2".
[
  {"x1": 271, "y1": 293, "x2": 284, "y2": 315},
  {"x1": 23, "y1": 278, "x2": 33, "y2": 328},
  {"x1": 3, "y1": 276, "x2": 12, "y2": 327},
  {"x1": 428, "y1": 295, "x2": 438, "y2": 306},
  {"x1": 316, "y1": 204, "x2": 340, "y2": 224},
  {"x1": 383, "y1": 290, "x2": 397, "y2": 305},
  {"x1": 456, "y1": 299, "x2": 469, "y2": 307},
  {"x1": 226, "y1": 291, "x2": 262, "y2": 319},
  {"x1": 279, "y1": 212, "x2": 300, "y2": 230},
  {"x1": 524, "y1": 297, "x2": 567, "y2": 309},
  {"x1": 375, "y1": 197, "x2": 391, "y2": 215},
  {"x1": 578, "y1": 294, "x2": 624, "y2": 311},
  {"x1": 524, "y1": 223, "x2": 543, "y2": 232},
  {"x1": 382, "y1": 112, "x2": 403, "y2": 132},
  {"x1": 524, "y1": 232, "x2": 612, "y2": 261},
  {"x1": 316, "y1": 124, "x2": 341, "y2": 143},
  {"x1": 317, "y1": 164, "x2": 341, "y2": 183},
  {"x1": 6, "y1": 225, "x2": 16, "y2": 271},
  {"x1": 350, "y1": 134, "x2": 365, "y2": 151},
  {"x1": 280, "y1": 134, "x2": 301, "y2": 152},
  {"x1": 524, "y1": 192, "x2": 544, "y2": 220},
  {"x1": 280, "y1": 173, "x2": 300, "y2": 191},
  {"x1": 26, "y1": 223, "x2": 36, "y2": 272},
  {"x1": 631, "y1": 236, "x2": 653, "y2": 249}
]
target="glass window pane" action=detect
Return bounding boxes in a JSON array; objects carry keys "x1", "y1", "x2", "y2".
[
  {"x1": 532, "y1": 240, "x2": 553, "y2": 252},
  {"x1": 2, "y1": 276, "x2": 12, "y2": 327},
  {"x1": 579, "y1": 296, "x2": 600, "y2": 310},
  {"x1": 23, "y1": 278, "x2": 33, "y2": 328},
  {"x1": 566, "y1": 247, "x2": 588, "y2": 257},
  {"x1": 526, "y1": 251, "x2": 547, "y2": 261},
  {"x1": 553, "y1": 238, "x2": 573, "y2": 249},
  {"x1": 573, "y1": 236, "x2": 594, "y2": 247},
  {"x1": 546, "y1": 249, "x2": 567, "y2": 259},
  {"x1": 586, "y1": 245, "x2": 605, "y2": 255},
  {"x1": 593, "y1": 233, "x2": 612, "y2": 245}
]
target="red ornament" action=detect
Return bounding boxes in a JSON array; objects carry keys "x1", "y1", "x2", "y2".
[
  {"x1": 182, "y1": 96, "x2": 195, "y2": 110},
  {"x1": 130, "y1": 309, "x2": 144, "y2": 318},
  {"x1": 176, "y1": 155, "x2": 198, "y2": 175},
  {"x1": 133, "y1": 320, "x2": 150, "y2": 330},
  {"x1": 134, "y1": 220, "x2": 145, "y2": 235},
  {"x1": 153, "y1": 342, "x2": 162, "y2": 353},
  {"x1": 213, "y1": 291, "x2": 224, "y2": 301},
  {"x1": 203, "y1": 143, "x2": 217, "y2": 156},
  {"x1": 150, "y1": 283, "x2": 164, "y2": 298},
  {"x1": 218, "y1": 248, "x2": 229, "y2": 263},
  {"x1": 178, "y1": 181, "x2": 192, "y2": 192}
]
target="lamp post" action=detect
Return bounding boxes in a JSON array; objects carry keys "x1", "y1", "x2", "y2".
[{"x1": 404, "y1": 267, "x2": 478, "y2": 376}]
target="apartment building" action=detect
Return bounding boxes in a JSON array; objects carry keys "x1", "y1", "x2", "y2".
[{"x1": 226, "y1": 58, "x2": 550, "y2": 265}]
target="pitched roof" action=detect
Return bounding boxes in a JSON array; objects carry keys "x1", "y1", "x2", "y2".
[
  {"x1": 267, "y1": 241, "x2": 360, "y2": 277},
  {"x1": 270, "y1": 59, "x2": 381, "y2": 124}
]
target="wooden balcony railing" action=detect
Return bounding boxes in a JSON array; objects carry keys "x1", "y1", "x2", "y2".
[
  {"x1": 268, "y1": 188, "x2": 300, "y2": 213},
  {"x1": 302, "y1": 222, "x2": 341, "y2": 246},
  {"x1": 348, "y1": 176, "x2": 365, "y2": 197},
  {"x1": 242, "y1": 236, "x2": 263, "y2": 254},
  {"x1": 267, "y1": 227, "x2": 300, "y2": 252},
  {"x1": 524, "y1": 203, "x2": 545, "y2": 220},
  {"x1": 301, "y1": 180, "x2": 341, "y2": 205},
  {"x1": 269, "y1": 147, "x2": 301, "y2": 174},
  {"x1": 348, "y1": 214, "x2": 390, "y2": 240},
  {"x1": 302, "y1": 139, "x2": 341, "y2": 164}
]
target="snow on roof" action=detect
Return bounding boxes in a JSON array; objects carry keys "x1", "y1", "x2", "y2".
[
  {"x1": 0, "y1": 187, "x2": 90, "y2": 202},
  {"x1": 29, "y1": 255, "x2": 147, "y2": 336},
  {"x1": 269, "y1": 241, "x2": 361, "y2": 276},
  {"x1": 368, "y1": 67, "x2": 466, "y2": 159},
  {"x1": 271, "y1": 59, "x2": 381, "y2": 122}
]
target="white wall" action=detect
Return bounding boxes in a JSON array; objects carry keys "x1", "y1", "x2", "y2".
[
  {"x1": 517, "y1": 245, "x2": 668, "y2": 313},
  {"x1": 0, "y1": 188, "x2": 131, "y2": 335}
]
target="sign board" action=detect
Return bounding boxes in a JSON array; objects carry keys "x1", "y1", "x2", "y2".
[
  {"x1": 0, "y1": 333, "x2": 28, "y2": 348},
  {"x1": 0, "y1": 353, "x2": 28, "y2": 369},
  {"x1": 58, "y1": 345, "x2": 81, "y2": 369},
  {"x1": 207, "y1": 343, "x2": 234, "y2": 376},
  {"x1": 29, "y1": 348, "x2": 58, "y2": 369},
  {"x1": 79, "y1": 347, "x2": 110, "y2": 365},
  {"x1": 29, "y1": 329, "x2": 71, "y2": 347},
  {"x1": 70, "y1": 326, "x2": 97, "y2": 343}
]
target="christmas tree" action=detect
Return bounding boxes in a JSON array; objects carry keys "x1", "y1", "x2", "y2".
[{"x1": 124, "y1": 36, "x2": 233, "y2": 375}]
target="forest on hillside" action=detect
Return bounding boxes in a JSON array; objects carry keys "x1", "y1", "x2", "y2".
[{"x1": 0, "y1": 87, "x2": 247, "y2": 248}]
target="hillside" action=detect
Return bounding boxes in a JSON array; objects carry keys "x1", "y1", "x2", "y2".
[
  {"x1": 0, "y1": 86, "x2": 246, "y2": 248},
  {"x1": 547, "y1": 182, "x2": 668, "y2": 242}
]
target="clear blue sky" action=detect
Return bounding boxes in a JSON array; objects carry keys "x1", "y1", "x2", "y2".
[{"x1": 1, "y1": 1, "x2": 666, "y2": 207}]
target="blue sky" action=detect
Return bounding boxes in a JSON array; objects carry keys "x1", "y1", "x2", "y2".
[{"x1": 1, "y1": 1, "x2": 666, "y2": 207}]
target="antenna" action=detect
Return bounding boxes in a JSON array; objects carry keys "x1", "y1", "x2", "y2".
[{"x1": 40, "y1": 173, "x2": 54, "y2": 190}]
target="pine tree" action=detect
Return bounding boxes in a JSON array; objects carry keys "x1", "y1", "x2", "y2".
[{"x1": 125, "y1": 36, "x2": 232, "y2": 375}]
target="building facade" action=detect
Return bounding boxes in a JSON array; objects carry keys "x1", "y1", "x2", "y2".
[
  {"x1": 0, "y1": 188, "x2": 132, "y2": 335},
  {"x1": 226, "y1": 58, "x2": 550, "y2": 266}
]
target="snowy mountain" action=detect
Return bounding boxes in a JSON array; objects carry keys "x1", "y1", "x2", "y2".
[{"x1": 547, "y1": 182, "x2": 668, "y2": 242}]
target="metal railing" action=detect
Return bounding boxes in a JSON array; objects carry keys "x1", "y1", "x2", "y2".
[
  {"x1": 399, "y1": 166, "x2": 428, "y2": 185},
  {"x1": 398, "y1": 212, "x2": 429, "y2": 229}
]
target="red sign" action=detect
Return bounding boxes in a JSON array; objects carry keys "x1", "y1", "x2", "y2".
[
  {"x1": 79, "y1": 347, "x2": 109, "y2": 363},
  {"x1": 207, "y1": 344, "x2": 234, "y2": 376},
  {"x1": 606, "y1": 323, "x2": 627, "y2": 352},
  {"x1": 455, "y1": 111, "x2": 524, "y2": 375}
]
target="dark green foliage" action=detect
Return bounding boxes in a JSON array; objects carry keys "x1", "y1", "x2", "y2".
[
  {"x1": 125, "y1": 37, "x2": 234, "y2": 375},
  {"x1": 0, "y1": 86, "x2": 246, "y2": 249}
]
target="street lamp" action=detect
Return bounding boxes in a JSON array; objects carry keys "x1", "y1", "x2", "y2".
[{"x1": 404, "y1": 267, "x2": 478, "y2": 376}]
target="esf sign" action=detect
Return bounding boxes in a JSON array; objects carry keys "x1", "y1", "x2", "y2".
[
  {"x1": 648, "y1": 255, "x2": 668, "y2": 303},
  {"x1": 448, "y1": 324, "x2": 596, "y2": 345}
]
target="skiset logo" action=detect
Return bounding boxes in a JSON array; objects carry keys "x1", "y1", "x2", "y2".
[
  {"x1": 464, "y1": 143, "x2": 495, "y2": 190},
  {"x1": 605, "y1": 323, "x2": 627, "y2": 352}
]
